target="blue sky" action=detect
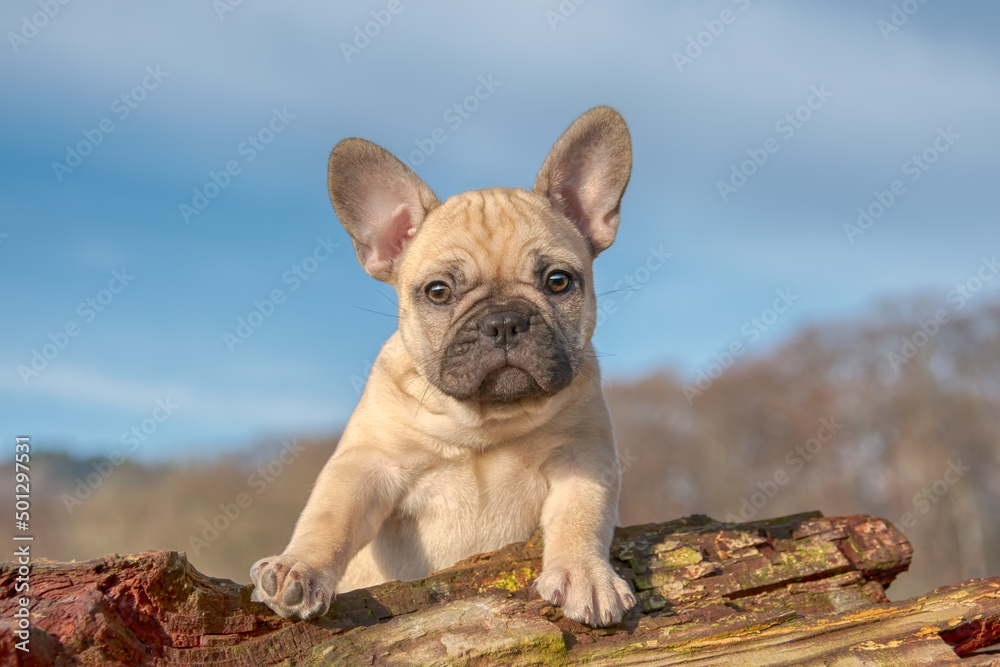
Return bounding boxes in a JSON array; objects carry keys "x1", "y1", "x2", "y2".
[{"x1": 2, "y1": 1, "x2": 998, "y2": 461}]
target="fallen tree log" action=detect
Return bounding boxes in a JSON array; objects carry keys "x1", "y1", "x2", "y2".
[{"x1": 2, "y1": 512, "x2": 999, "y2": 665}]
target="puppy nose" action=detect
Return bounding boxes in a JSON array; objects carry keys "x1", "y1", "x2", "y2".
[{"x1": 480, "y1": 312, "x2": 530, "y2": 347}]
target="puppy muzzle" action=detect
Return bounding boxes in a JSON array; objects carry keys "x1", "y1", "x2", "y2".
[{"x1": 435, "y1": 301, "x2": 575, "y2": 403}]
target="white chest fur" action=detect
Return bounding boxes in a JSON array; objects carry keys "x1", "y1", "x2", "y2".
[{"x1": 341, "y1": 444, "x2": 550, "y2": 590}]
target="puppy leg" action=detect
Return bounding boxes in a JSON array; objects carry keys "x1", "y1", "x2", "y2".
[
  {"x1": 250, "y1": 449, "x2": 408, "y2": 620},
  {"x1": 534, "y1": 447, "x2": 635, "y2": 626}
]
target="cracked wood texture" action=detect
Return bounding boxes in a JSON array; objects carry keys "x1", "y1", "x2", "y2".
[{"x1": 2, "y1": 512, "x2": 1000, "y2": 666}]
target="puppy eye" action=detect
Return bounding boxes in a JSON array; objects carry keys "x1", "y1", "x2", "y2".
[
  {"x1": 545, "y1": 271, "x2": 573, "y2": 294},
  {"x1": 425, "y1": 281, "x2": 452, "y2": 304}
]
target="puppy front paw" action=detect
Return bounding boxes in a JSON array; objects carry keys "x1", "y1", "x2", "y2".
[
  {"x1": 535, "y1": 558, "x2": 636, "y2": 626},
  {"x1": 249, "y1": 555, "x2": 336, "y2": 620}
]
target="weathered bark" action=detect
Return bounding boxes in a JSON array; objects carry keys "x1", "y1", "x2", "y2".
[{"x1": 2, "y1": 513, "x2": 998, "y2": 666}]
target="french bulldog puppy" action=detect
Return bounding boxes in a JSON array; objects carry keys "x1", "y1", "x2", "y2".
[{"x1": 250, "y1": 106, "x2": 635, "y2": 626}]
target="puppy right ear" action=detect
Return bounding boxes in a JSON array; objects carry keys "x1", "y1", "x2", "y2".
[
  {"x1": 328, "y1": 138, "x2": 439, "y2": 283},
  {"x1": 534, "y1": 106, "x2": 632, "y2": 257}
]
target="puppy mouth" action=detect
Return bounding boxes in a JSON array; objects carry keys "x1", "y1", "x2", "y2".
[
  {"x1": 475, "y1": 363, "x2": 545, "y2": 403},
  {"x1": 438, "y1": 350, "x2": 570, "y2": 404}
]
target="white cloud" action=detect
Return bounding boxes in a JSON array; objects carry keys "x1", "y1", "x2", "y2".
[{"x1": 1, "y1": 363, "x2": 341, "y2": 431}]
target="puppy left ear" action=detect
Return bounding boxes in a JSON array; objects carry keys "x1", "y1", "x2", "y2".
[{"x1": 533, "y1": 106, "x2": 632, "y2": 256}]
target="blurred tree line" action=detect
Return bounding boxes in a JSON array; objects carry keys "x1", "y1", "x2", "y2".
[{"x1": 610, "y1": 295, "x2": 999, "y2": 599}]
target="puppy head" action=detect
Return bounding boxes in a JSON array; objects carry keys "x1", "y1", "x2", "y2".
[{"x1": 328, "y1": 107, "x2": 632, "y2": 404}]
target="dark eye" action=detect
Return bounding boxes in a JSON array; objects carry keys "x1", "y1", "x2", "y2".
[
  {"x1": 545, "y1": 271, "x2": 573, "y2": 294},
  {"x1": 425, "y1": 281, "x2": 452, "y2": 304}
]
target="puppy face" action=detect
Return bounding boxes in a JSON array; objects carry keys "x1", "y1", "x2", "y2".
[
  {"x1": 328, "y1": 106, "x2": 631, "y2": 405},
  {"x1": 394, "y1": 189, "x2": 597, "y2": 403}
]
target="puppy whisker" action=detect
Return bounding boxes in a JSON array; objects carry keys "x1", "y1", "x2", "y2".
[
  {"x1": 352, "y1": 305, "x2": 399, "y2": 320},
  {"x1": 595, "y1": 286, "x2": 641, "y2": 297}
]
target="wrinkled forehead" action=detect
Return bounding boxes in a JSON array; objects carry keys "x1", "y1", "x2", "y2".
[{"x1": 400, "y1": 187, "x2": 589, "y2": 283}]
